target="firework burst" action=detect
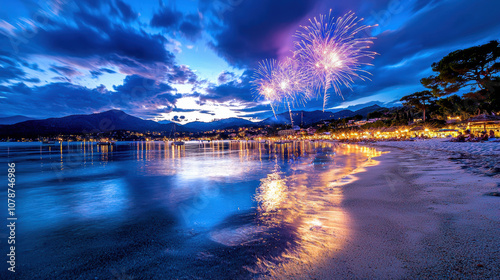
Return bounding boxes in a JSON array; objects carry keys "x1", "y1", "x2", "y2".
[
  {"x1": 252, "y1": 58, "x2": 308, "y2": 124},
  {"x1": 252, "y1": 59, "x2": 281, "y2": 117},
  {"x1": 294, "y1": 10, "x2": 377, "y2": 111}
]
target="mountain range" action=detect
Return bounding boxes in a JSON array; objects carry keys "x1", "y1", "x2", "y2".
[
  {"x1": 261, "y1": 104, "x2": 384, "y2": 126},
  {"x1": 0, "y1": 110, "x2": 187, "y2": 137},
  {"x1": 0, "y1": 115, "x2": 37, "y2": 125},
  {"x1": 0, "y1": 105, "x2": 385, "y2": 137},
  {"x1": 182, "y1": 118, "x2": 256, "y2": 131}
]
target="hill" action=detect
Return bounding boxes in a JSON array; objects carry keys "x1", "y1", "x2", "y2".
[
  {"x1": 0, "y1": 115, "x2": 37, "y2": 125},
  {"x1": 352, "y1": 104, "x2": 384, "y2": 117},
  {"x1": 0, "y1": 110, "x2": 187, "y2": 137},
  {"x1": 182, "y1": 118, "x2": 255, "y2": 132},
  {"x1": 260, "y1": 110, "x2": 354, "y2": 126},
  {"x1": 259, "y1": 105, "x2": 384, "y2": 126}
]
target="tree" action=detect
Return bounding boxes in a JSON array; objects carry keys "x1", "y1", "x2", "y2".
[
  {"x1": 367, "y1": 110, "x2": 383, "y2": 119},
  {"x1": 353, "y1": 114, "x2": 363, "y2": 121},
  {"x1": 400, "y1": 91, "x2": 435, "y2": 122},
  {"x1": 421, "y1": 40, "x2": 500, "y2": 97}
]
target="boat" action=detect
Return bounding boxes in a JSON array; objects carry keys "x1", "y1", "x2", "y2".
[
  {"x1": 170, "y1": 124, "x2": 185, "y2": 146},
  {"x1": 42, "y1": 140, "x2": 56, "y2": 144}
]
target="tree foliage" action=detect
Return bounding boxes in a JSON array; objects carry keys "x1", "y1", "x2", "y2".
[
  {"x1": 400, "y1": 90, "x2": 435, "y2": 121},
  {"x1": 421, "y1": 40, "x2": 500, "y2": 96}
]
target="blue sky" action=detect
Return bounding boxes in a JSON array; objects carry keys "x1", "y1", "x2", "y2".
[{"x1": 0, "y1": 0, "x2": 499, "y2": 122}]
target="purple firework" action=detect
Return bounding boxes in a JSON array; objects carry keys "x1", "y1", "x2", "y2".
[{"x1": 294, "y1": 10, "x2": 377, "y2": 111}]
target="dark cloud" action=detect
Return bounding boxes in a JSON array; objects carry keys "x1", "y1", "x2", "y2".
[
  {"x1": 36, "y1": 25, "x2": 173, "y2": 65},
  {"x1": 201, "y1": 70, "x2": 255, "y2": 103},
  {"x1": 50, "y1": 65, "x2": 80, "y2": 77},
  {"x1": 23, "y1": 77, "x2": 41, "y2": 83},
  {"x1": 199, "y1": 110, "x2": 216, "y2": 116},
  {"x1": 0, "y1": 56, "x2": 17, "y2": 67},
  {"x1": 179, "y1": 14, "x2": 203, "y2": 41},
  {"x1": 90, "y1": 68, "x2": 116, "y2": 78},
  {"x1": 113, "y1": 74, "x2": 176, "y2": 101},
  {"x1": 114, "y1": 0, "x2": 138, "y2": 22},
  {"x1": 167, "y1": 65, "x2": 198, "y2": 84},
  {"x1": 73, "y1": 9, "x2": 112, "y2": 31},
  {"x1": 172, "y1": 108, "x2": 197, "y2": 113},
  {"x1": 21, "y1": 62, "x2": 42, "y2": 72},
  {"x1": 0, "y1": 74, "x2": 183, "y2": 118},
  {"x1": 78, "y1": 0, "x2": 105, "y2": 9},
  {"x1": 217, "y1": 71, "x2": 236, "y2": 84},
  {"x1": 0, "y1": 82, "x2": 110, "y2": 118},
  {"x1": 90, "y1": 70, "x2": 102, "y2": 78},
  {"x1": 0, "y1": 65, "x2": 26, "y2": 81},
  {"x1": 150, "y1": 7, "x2": 182, "y2": 29},
  {"x1": 151, "y1": 8, "x2": 202, "y2": 41},
  {"x1": 205, "y1": 0, "x2": 319, "y2": 68},
  {"x1": 337, "y1": 0, "x2": 500, "y2": 105}
]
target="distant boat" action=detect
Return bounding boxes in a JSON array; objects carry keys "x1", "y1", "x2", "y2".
[
  {"x1": 42, "y1": 140, "x2": 56, "y2": 144},
  {"x1": 170, "y1": 124, "x2": 184, "y2": 146}
]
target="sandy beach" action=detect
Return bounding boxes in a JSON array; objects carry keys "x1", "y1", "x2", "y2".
[{"x1": 266, "y1": 141, "x2": 499, "y2": 279}]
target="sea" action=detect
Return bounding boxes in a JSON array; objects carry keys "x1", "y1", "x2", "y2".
[{"x1": 0, "y1": 140, "x2": 380, "y2": 279}]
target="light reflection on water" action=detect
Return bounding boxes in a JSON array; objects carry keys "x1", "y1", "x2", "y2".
[
  {"x1": 0, "y1": 141, "x2": 381, "y2": 279},
  {"x1": 251, "y1": 144, "x2": 382, "y2": 278}
]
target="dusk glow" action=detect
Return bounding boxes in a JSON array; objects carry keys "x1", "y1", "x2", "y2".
[{"x1": 1, "y1": 0, "x2": 499, "y2": 122}]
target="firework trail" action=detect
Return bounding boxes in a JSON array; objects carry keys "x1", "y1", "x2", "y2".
[
  {"x1": 252, "y1": 58, "x2": 308, "y2": 125},
  {"x1": 294, "y1": 10, "x2": 377, "y2": 111},
  {"x1": 274, "y1": 57, "x2": 309, "y2": 126},
  {"x1": 252, "y1": 59, "x2": 280, "y2": 117}
]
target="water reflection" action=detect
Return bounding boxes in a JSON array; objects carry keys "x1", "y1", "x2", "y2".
[
  {"x1": 251, "y1": 143, "x2": 382, "y2": 277},
  {"x1": 255, "y1": 167, "x2": 287, "y2": 213},
  {"x1": 0, "y1": 141, "x2": 382, "y2": 279}
]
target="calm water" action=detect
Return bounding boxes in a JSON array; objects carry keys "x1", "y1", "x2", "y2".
[{"x1": 0, "y1": 141, "x2": 380, "y2": 279}]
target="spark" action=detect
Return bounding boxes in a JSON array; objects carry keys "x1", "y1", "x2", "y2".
[
  {"x1": 252, "y1": 59, "x2": 281, "y2": 117},
  {"x1": 252, "y1": 10, "x2": 376, "y2": 117},
  {"x1": 294, "y1": 10, "x2": 377, "y2": 111},
  {"x1": 252, "y1": 58, "x2": 308, "y2": 124}
]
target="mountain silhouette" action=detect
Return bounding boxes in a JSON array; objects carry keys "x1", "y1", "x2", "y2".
[{"x1": 0, "y1": 110, "x2": 186, "y2": 137}]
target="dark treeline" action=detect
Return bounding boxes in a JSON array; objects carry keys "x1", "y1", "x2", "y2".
[{"x1": 399, "y1": 40, "x2": 500, "y2": 122}]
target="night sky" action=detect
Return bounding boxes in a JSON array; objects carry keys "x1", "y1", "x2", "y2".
[{"x1": 1, "y1": 0, "x2": 499, "y2": 123}]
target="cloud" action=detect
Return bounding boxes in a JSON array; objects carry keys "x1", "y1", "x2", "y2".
[
  {"x1": 0, "y1": 74, "x2": 183, "y2": 118},
  {"x1": 179, "y1": 14, "x2": 203, "y2": 41},
  {"x1": 338, "y1": 0, "x2": 500, "y2": 105},
  {"x1": 167, "y1": 65, "x2": 198, "y2": 84},
  {"x1": 90, "y1": 67, "x2": 116, "y2": 78},
  {"x1": 204, "y1": 0, "x2": 319, "y2": 68},
  {"x1": 112, "y1": 74, "x2": 178, "y2": 103},
  {"x1": 0, "y1": 82, "x2": 111, "y2": 118},
  {"x1": 0, "y1": 65, "x2": 26, "y2": 82},
  {"x1": 150, "y1": 7, "x2": 182, "y2": 29},
  {"x1": 114, "y1": 0, "x2": 138, "y2": 22},
  {"x1": 201, "y1": 70, "x2": 255, "y2": 103},
  {"x1": 35, "y1": 25, "x2": 173, "y2": 65},
  {"x1": 151, "y1": 8, "x2": 203, "y2": 41},
  {"x1": 49, "y1": 65, "x2": 80, "y2": 77},
  {"x1": 217, "y1": 71, "x2": 236, "y2": 84}
]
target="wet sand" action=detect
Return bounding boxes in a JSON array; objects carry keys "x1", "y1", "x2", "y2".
[{"x1": 266, "y1": 146, "x2": 500, "y2": 279}]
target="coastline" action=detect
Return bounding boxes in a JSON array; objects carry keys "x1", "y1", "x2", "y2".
[
  {"x1": 371, "y1": 139, "x2": 500, "y2": 177},
  {"x1": 266, "y1": 141, "x2": 500, "y2": 279}
]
